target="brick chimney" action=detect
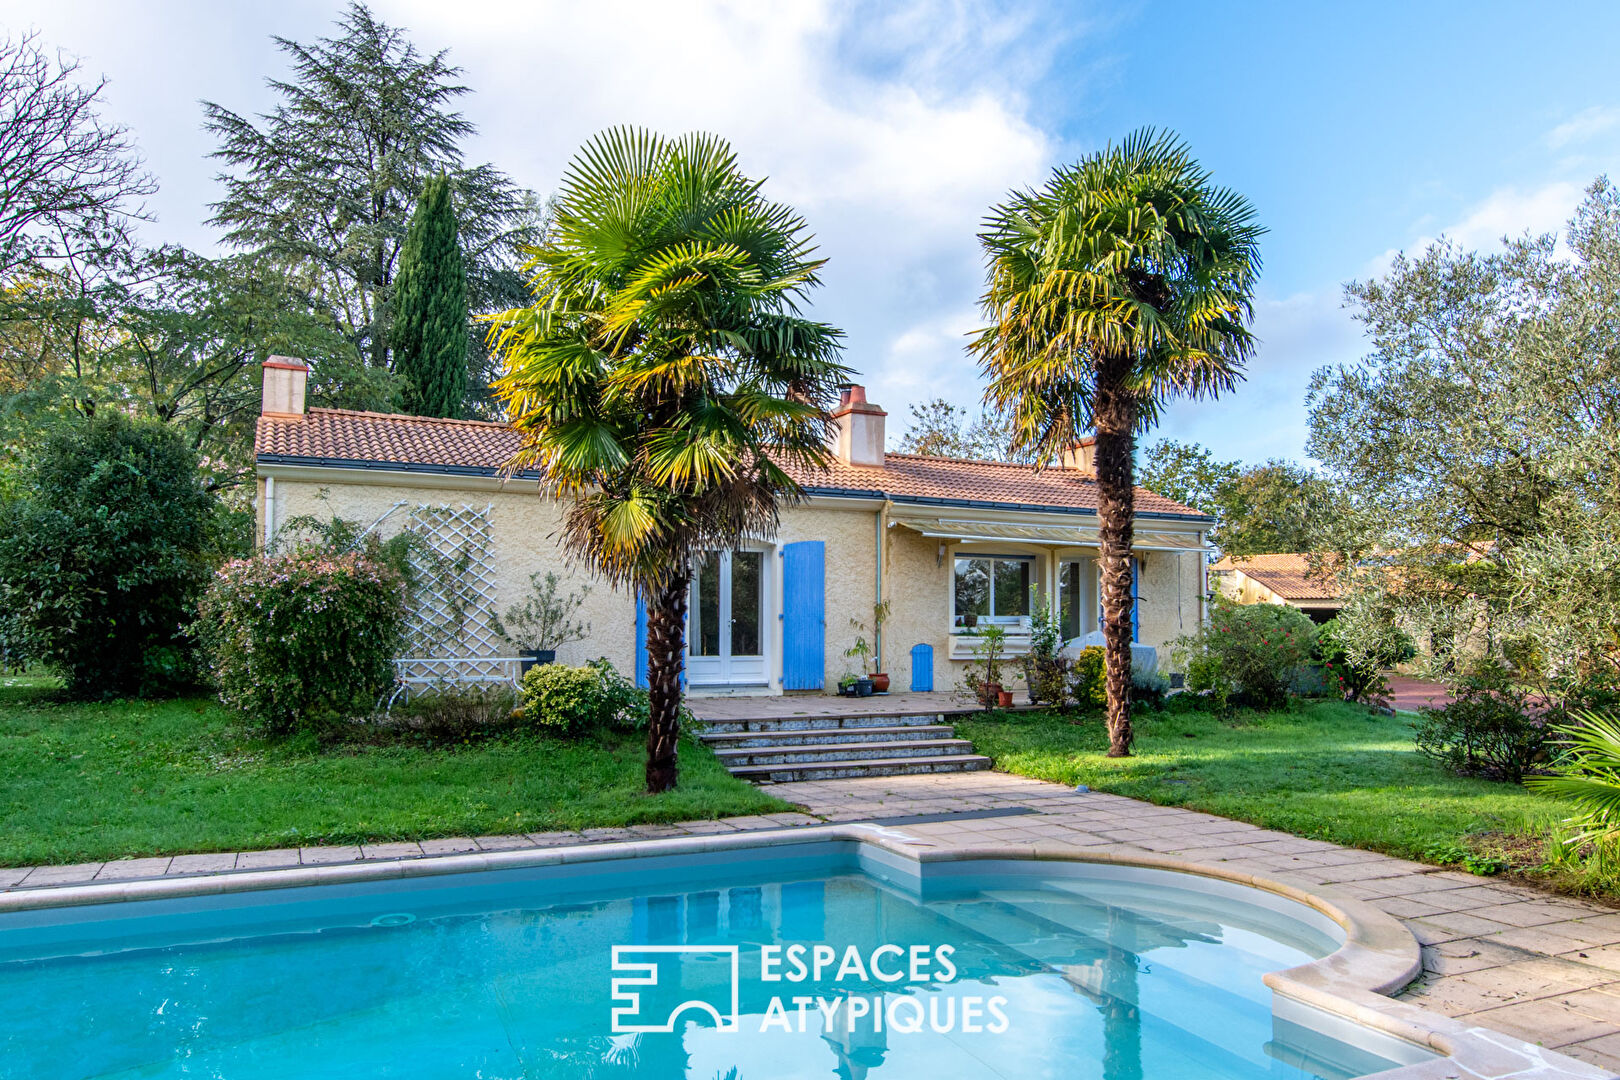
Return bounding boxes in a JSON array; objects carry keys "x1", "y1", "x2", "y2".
[
  {"x1": 261, "y1": 356, "x2": 309, "y2": 416},
  {"x1": 831, "y1": 384, "x2": 886, "y2": 467},
  {"x1": 1057, "y1": 435, "x2": 1096, "y2": 471}
]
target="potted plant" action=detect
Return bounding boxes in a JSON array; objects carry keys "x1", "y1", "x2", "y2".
[
  {"x1": 491, "y1": 572, "x2": 590, "y2": 674},
  {"x1": 844, "y1": 633, "x2": 876, "y2": 697},
  {"x1": 838, "y1": 673, "x2": 859, "y2": 697},
  {"x1": 1024, "y1": 599, "x2": 1067, "y2": 706},
  {"x1": 973, "y1": 624, "x2": 1008, "y2": 709},
  {"x1": 852, "y1": 602, "x2": 892, "y2": 693}
]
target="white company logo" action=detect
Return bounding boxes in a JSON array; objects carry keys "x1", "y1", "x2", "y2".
[{"x1": 610, "y1": 945, "x2": 741, "y2": 1034}]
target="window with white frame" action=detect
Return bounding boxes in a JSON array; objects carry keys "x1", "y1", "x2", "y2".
[{"x1": 953, "y1": 555, "x2": 1032, "y2": 627}]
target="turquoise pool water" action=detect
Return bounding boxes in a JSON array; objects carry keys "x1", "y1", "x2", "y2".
[{"x1": 0, "y1": 844, "x2": 1427, "y2": 1079}]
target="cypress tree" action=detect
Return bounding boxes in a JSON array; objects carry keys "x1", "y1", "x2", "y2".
[{"x1": 392, "y1": 173, "x2": 468, "y2": 417}]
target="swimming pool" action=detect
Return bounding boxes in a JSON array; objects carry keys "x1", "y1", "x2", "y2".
[{"x1": 0, "y1": 832, "x2": 1438, "y2": 1079}]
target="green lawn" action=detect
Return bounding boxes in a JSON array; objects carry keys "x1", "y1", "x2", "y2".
[
  {"x1": 0, "y1": 678, "x2": 787, "y2": 866},
  {"x1": 956, "y1": 700, "x2": 1568, "y2": 872}
]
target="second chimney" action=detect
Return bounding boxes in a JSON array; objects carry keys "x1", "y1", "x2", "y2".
[
  {"x1": 1057, "y1": 435, "x2": 1096, "y2": 471},
  {"x1": 261, "y1": 357, "x2": 309, "y2": 416},
  {"x1": 831, "y1": 384, "x2": 886, "y2": 468}
]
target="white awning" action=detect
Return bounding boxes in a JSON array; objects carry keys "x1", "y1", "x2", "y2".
[{"x1": 888, "y1": 512, "x2": 1207, "y2": 552}]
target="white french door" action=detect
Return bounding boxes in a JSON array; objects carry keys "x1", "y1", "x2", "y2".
[{"x1": 687, "y1": 550, "x2": 767, "y2": 686}]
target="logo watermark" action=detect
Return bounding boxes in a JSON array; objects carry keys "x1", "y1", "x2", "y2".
[
  {"x1": 609, "y1": 943, "x2": 1009, "y2": 1036},
  {"x1": 610, "y1": 945, "x2": 741, "y2": 1033}
]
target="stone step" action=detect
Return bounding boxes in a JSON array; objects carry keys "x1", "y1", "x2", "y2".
[
  {"x1": 715, "y1": 739, "x2": 976, "y2": 767},
  {"x1": 693, "y1": 712, "x2": 947, "y2": 735},
  {"x1": 698, "y1": 725, "x2": 958, "y2": 749},
  {"x1": 728, "y1": 754, "x2": 993, "y2": 783}
]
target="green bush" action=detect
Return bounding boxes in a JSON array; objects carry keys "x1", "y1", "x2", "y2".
[
  {"x1": 588, "y1": 658, "x2": 649, "y2": 731},
  {"x1": 1415, "y1": 677, "x2": 1550, "y2": 783},
  {"x1": 389, "y1": 681, "x2": 519, "y2": 740},
  {"x1": 1023, "y1": 600, "x2": 1069, "y2": 706},
  {"x1": 1132, "y1": 666, "x2": 1171, "y2": 711},
  {"x1": 1316, "y1": 614, "x2": 1411, "y2": 706},
  {"x1": 195, "y1": 548, "x2": 407, "y2": 735},
  {"x1": 1069, "y1": 646, "x2": 1107, "y2": 710},
  {"x1": 1174, "y1": 599, "x2": 1317, "y2": 708},
  {"x1": 518, "y1": 659, "x2": 647, "y2": 734},
  {"x1": 0, "y1": 415, "x2": 216, "y2": 697}
]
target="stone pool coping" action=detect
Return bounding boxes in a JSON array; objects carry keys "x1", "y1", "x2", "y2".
[{"x1": 0, "y1": 824, "x2": 1608, "y2": 1080}]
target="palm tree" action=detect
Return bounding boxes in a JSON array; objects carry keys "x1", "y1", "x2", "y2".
[
  {"x1": 972, "y1": 129, "x2": 1263, "y2": 757},
  {"x1": 491, "y1": 128, "x2": 848, "y2": 792}
]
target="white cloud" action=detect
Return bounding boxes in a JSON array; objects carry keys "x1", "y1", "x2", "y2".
[
  {"x1": 20, "y1": 0, "x2": 1062, "y2": 414},
  {"x1": 1547, "y1": 105, "x2": 1620, "y2": 150},
  {"x1": 1152, "y1": 288, "x2": 1361, "y2": 466},
  {"x1": 387, "y1": 0, "x2": 1058, "y2": 415},
  {"x1": 1442, "y1": 179, "x2": 1584, "y2": 251},
  {"x1": 1363, "y1": 178, "x2": 1586, "y2": 279}
]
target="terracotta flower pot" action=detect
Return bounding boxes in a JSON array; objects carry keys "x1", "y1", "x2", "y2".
[
  {"x1": 980, "y1": 681, "x2": 1002, "y2": 708},
  {"x1": 871, "y1": 672, "x2": 890, "y2": 693},
  {"x1": 996, "y1": 689, "x2": 1014, "y2": 708}
]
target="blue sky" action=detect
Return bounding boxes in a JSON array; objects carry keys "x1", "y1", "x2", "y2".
[{"x1": 6, "y1": 0, "x2": 1619, "y2": 464}]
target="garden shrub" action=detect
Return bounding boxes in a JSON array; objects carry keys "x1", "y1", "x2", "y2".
[
  {"x1": 0, "y1": 415, "x2": 216, "y2": 697},
  {"x1": 1415, "y1": 676, "x2": 1550, "y2": 783},
  {"x1": 195, "y1": 548, "x2": 407, "y2": 735},
  {"x1": 518, "y1": 659, "x2": 647, "y2": 733},
  {"x1": 1315, "y1": 613, "x2": 1412, "y2": 708},
  {"x1": 1131, "y1": 666, "x2": 1171, "y2": 711},
  {"x1": 1173, "y1": 599, "x2": 1317, "y2": 709},
  {"x1": 1069, "y1": 646, "x2": 1107, "y2": 710},
  {"x1": 1183, "y1": 651, "x2": 1231, "y2": 710},
  {"x1": 588, "y1": 657, "x2": 649, "y2": 730},
  {"x1": 389, "y1": 681, "x2": 519, "y2": 739},
  {"x1": 1023, "y1": 601, "x2": 1069, "y2": 706}
]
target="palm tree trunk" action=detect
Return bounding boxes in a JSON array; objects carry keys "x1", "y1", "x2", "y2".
[
  {"x1": 1094, "y1": 354, "x2": 1138, "y2": 758},
  {"x1": 644, "y1": 573, "x2": 689, "y2": 793}
]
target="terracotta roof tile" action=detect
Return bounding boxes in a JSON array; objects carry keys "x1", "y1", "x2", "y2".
[
  {"x1": 257, "y1": 408, "x2": 1210, "y2": 519},
  {"x1": 1209, "y1": 552, "x2": 1343, "y2": 601}
]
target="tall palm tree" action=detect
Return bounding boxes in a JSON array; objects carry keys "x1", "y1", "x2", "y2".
[
  {"x1": 491, "y1": 128, "x2": 848, "y2": 792},
  {"x1": 972, "y1": 129, "x2": 1262, "y2": 757}
]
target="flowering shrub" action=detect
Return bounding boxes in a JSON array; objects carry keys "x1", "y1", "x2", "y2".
[
  {"x1": 1315, "y1": 608, "x2": 1413, "y2": 708},
  {"x1": 195, "y1": 549, "x2": 406, "y2": 734},
  {"x1": 1174, "y1": 598, "x2": 1317, "y2": 708}
]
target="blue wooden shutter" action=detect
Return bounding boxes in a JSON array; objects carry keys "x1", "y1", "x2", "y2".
[
  {"x1": 1130, "y1": 556, "x2": 1141, "y2": 644},
  {"x1": 634, "y1": 592, "x2": 649, "y2": 689},
  {"x1": 909, "y1": 643, "x2": 933, "y2": 692},
  {"x1": 781, "y1": 541, "x2": 825, "y2": 690}
]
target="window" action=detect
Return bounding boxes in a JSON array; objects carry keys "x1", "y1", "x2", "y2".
[
  {"x1": 954, "y1": 556, "x2": 1031, "y2": 625},
  {"x1": 1058, "y1": 560, "x2": 1084, "y2": 641}
]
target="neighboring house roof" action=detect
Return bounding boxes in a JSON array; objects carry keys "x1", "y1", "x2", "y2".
[
  {"x1": 1209, "y1": 552, "x2": 1344, "y2": 602},
  {"x1": 256, "y1": 408, "x2": 1211, "y2": 521}
]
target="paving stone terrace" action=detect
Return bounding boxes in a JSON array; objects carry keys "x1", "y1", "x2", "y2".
[{"x1": 9, "y1": 772, "x2": 1620, "y2": 1074}]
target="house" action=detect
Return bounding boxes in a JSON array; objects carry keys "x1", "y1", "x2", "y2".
[
  {"x1": 1208, "y1": 553, "x2": 1343, "y2": 623},
  {"x1": 254, "y1": 359, "x2": 1214, "y2": 696}
]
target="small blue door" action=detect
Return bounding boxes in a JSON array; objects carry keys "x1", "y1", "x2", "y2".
[
  {"x1": 781, "y1": 541, "x2": 825, "y2": 690},
  {"x1": 910, "y1": 643, "x2": 933, "y2": 692}
]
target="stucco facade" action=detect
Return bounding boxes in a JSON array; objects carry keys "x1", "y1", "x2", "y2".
[{"x1": 253, "y1": 360, "x2": 1214, "y2": 698}]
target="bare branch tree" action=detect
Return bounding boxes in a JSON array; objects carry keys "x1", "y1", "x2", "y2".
[{"x1": 0, "y1": 31, "x2": 155, "y2": 278}]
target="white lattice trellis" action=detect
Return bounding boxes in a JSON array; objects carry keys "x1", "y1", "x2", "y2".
[{"x1": 389, "y1": 504, "x2": 523, "y2": 701}]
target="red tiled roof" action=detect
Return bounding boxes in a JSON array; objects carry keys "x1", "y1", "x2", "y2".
[
  {"x1": 1210, "y1": 552, "x2": 1343, "y2": 601},
  {"x1": 256, "y1": 408, "x2": 1209, "y2": 519}
]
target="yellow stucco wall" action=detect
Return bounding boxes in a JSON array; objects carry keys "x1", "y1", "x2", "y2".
[
  {"x1": 265, "y1": 475, "x2": 636, "y2": 670},
  {"x1": 259, "y1": 468, "x2": 1207, "y2": 695}
]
